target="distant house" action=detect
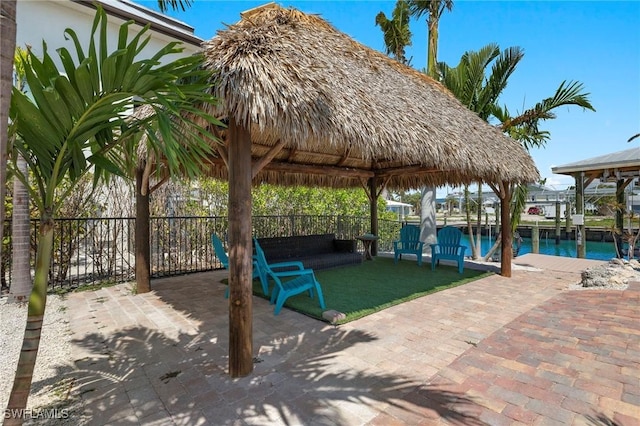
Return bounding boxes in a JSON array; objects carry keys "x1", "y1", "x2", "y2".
[{"x1": 386, "y1": 200, "x2": 413, "y2": 220}]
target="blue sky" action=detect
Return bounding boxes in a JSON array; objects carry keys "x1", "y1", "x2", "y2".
[{"x1": 140, "y1": 0, "x2": 640, "y2": 195}]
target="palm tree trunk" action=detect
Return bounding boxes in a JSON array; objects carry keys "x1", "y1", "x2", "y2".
[
  {"x1": 427, "y1": 19, "x2": 439, "y2": 77},
  {"x1": 9, "y1": 156, "x2": 32, "y2": 302},
  {"x1": 475, "y1": 185, "x2": 483, "y2": 259},
  {"x1": 484, "y1": 232, "x2": 502, "y2": 261},
  {"x1": 6, "y1": 215, "x2": 54, "y2": 425},
  {"x1": 464, "y1": 185, "x2": 478, "y2": 258},
  {"x1": 135, "y1": 165, "x2": 151, "y2": 293},
  {"x1": 0, "y1": 0, "x2": 17, "y2": 275}
]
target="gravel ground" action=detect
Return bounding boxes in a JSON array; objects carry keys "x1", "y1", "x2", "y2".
[{"x1": 0, "y1": 294, "x2": 81, "y2": 424}]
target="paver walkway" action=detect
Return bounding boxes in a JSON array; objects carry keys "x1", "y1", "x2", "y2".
[{"x1": 61, "y1": 255, "x2": 639, "y2": 425}]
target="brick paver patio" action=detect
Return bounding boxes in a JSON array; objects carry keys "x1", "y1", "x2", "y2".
[{"x1": 60, "y1": 254, "x2": 639, "y2": 425}]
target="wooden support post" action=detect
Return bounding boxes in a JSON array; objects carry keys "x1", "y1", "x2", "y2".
[
  {"x1": 616, "y1": 178, "x2": 626, "y2": 257},
  {"x1": 575, "y1": 172, "x2": 586, "y2": 259},
  {"x1": 532, "y1": 223, "x2": 539, "y2": 254},
  {"x1": 227, "y1": 117, "x2": 253, "y2": 377},
  {"x1": 368, "y1": 177, "x2": 379, "y2": 256},
  {"x1": 555, "y1": 201, "x2": 561, "y2": 244},
  {"x1": 500, "y1": 182, "x2": 512, "y2": 277},
  {"x1": 564, "y1": 201, "x2": 571, "y2": 238}
]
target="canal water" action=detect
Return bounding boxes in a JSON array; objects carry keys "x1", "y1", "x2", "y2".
[{"x1": 461, "y1": 235, "x2": 617, "y2": 261}]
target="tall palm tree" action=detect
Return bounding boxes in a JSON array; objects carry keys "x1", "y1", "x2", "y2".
[
  {"x1": 438, "y1": 44, "x2": 595, "y2": 260},
  {"x1": 407, "y1": 0, "x2": 454, "y2": 77},
  {"x1": 407, "y1": 1, "x2": 453, "y2": 255},
  {"x1": 5, "y1": 7, "x2": 219, "y2": 421},
  {"x1": 375, "y1": 0, "x2": 413, "y2": 65},
  {"x1": 129, "y1": 0, "x2": 196, "y2": 293},
  {"x1": 438, "y1": 43, "x2": 523, "y2": 257},
  {"x1": 7, "y1": 47, "x2": 31, "y2": 303},
  {"x1": 0, "y1": 0, "x2": 17, "y2": 276}
]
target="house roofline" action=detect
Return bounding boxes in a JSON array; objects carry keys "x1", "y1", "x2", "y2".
[{"x1": 72, "y1": 0, "x2": 204, "y2": 47}]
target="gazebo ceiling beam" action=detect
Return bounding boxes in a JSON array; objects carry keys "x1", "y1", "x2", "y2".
[
  {"x1": 377, "y1": 177, "x2": 390, "y2": 198},
  {"x1": 209, "y1": 156, "x2": 461, "y2": 181},
  {"x1": 215, "y1": 144, "x2": 229, "y2": 168},
  {"x1": 286, "y1": 146, "x2": 297, "y2": 162},
  {"x1": 374, "y1": 165, "x2": 457, "y2": 178},
  {"x1": 250, "y1": 142, "x2": 406, "y2": 170},
  {"x1": 252, "y1": 140, "x2": 285, "y2": 178},
  {"x1": 336, "y1": 147, "x2": 352, "y2": 167},
  {"x1": 210, "y1": 126, "x2": 229, "y2": 168},
  {"x1": 206, "y1": 157, "x2": 374, "y2": 178},
  {"x1": 262, "y1": 160, "x2": 374, "y2": 178},
  {"x1": 617, "y1": 178, "x2": 634, "y2": 191}
]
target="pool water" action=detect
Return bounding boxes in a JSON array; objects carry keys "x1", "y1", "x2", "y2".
[{"x1": 460, "y1": 235, "x2": 617, "y2": 261}]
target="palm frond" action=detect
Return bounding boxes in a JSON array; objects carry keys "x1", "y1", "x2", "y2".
[
  {"x1": 506, "y1": 80, "x2": 595, "y2": 129},
  {"x1": 157, "y1": 0, "x2": 193, "y2": 13},
  {"x1": 375, "y1": 1, "x2": 412, "y2": 64},
  {"x1": 478, "y1": 46, "x2": 524, "y2": 120},
  {"x1": 10, "y1": 5, "x2": 221, "y2": 214},
  {"x1": 510, "y1": 183, "x2": 528, "y2": 232},
  {"x1": 408, "y1": 0, "x2": 454, "y2": 20},
  {"x1": 498, "y1": 80, "x2": 595, "y2": 149}
]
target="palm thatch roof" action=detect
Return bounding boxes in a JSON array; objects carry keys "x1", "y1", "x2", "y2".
[{"x1": 198, "y1": 2, "x2": 539, "y2": 190}]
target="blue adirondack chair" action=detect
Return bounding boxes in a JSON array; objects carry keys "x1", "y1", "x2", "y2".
[
  {"x1": 430, "y1": 226, "x2": 467, "y2": 273},
  {"x1": 253, "y1": 238, "x2": 326, "y2": 315},
  {"x1": 211, "y1": 234, "x2": 267, "y2": 297},
  {"x1": 393, "y1": 224, "x2": 424, "y2": 266}
]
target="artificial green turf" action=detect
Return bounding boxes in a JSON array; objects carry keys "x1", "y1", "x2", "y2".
[{"x1": 227, "y1": 256, "x2": 493, "y2": 325}]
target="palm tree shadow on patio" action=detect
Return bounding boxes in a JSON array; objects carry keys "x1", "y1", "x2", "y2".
[{"x1": 37, "y1": 272, "x2": 489, "y2": 425}]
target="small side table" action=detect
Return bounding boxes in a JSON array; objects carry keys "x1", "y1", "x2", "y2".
[{"x1": 356, "y1": 235, "x2": 379, "y2": 260}]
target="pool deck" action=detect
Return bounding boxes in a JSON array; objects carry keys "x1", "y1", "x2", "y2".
[{"x1": 58, "y1": 253, "x2": 639, "y2": 425}]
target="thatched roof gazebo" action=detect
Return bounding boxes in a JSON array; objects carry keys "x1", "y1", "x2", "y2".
[{"x1": 197, "y1": 3, "x2": 539, "y2": 376}]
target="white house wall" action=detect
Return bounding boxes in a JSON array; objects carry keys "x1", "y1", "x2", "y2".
[{"x1": 16, "y1": 1, "x2": 202, "y2": 69}]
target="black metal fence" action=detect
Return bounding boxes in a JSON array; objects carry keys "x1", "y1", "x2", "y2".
[{"x1": 3, "y1": 215, "x2": 402, "y2": 290}]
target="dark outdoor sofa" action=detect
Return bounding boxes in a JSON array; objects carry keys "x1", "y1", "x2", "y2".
[{"x1": 257, "y1": 233, "x2": 362, "y2": 271}]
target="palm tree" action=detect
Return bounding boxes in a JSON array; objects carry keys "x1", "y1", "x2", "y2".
[
  {"x1": 130, "y1": 0, "x2": 197, "y2": 293},
  {"x1": 0, "y1": 0, "x2": 196, "y2": 248},
  {"x1": 1, "y1": 0, "x2": 193, "y2": 302},
  {"x1": 491, "y1": 79, "x2": 594, "y2": 250},
  {"x1": 438, "y1": 43, "x2": 523, "y2": 258},
  {"x1": 407, "y1": 0, "x2": 454, "y2": 77},
  {"x1": 7, "y1": 47, "x2": 31, "y2": 303},
  {"x1": 0, "y1": 0, "x2": 17, "y2": 278},
  {"x1": 437, "y1": 44, "x2": 595, "y2": 260},
  {"x1": 5, "y1": 7, "x2": 219, "y2": 421},
  {"x1": 375, "y1": 1, "x2": 413, "y2": 65},
  {"x1": 407, "y1": 1, "x2": 453, "y2": 255}
]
